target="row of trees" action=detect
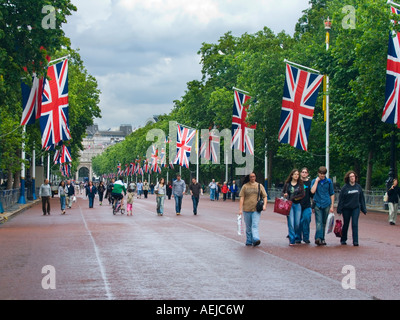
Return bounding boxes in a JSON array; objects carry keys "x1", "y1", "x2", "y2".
[
  {"x1": 93, "y1": 0, "x2": 400, "y2": 189},
  {"x1": 0, "y1": 1, "x2": 101, "y2": 189}
]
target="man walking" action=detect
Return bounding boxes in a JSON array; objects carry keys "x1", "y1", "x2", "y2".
[
  {"x1": 189, "y1": 177, "x2": 202, "y2": 215},
  {"x1": 172, "y1": 174, "x2": 186, "y2": 215},
  {"x1": 208, "y1": 179, "x2": 217, "y2": 201},
  {"x1": 66, "y1": 180, "x2": 75, "y2": 209},
  {"x1": 39, "y1": 179, "x2": 52, "y2": 215},
  {"x1": 311, "y1": 166, "x2": 335, "y2": 246}
]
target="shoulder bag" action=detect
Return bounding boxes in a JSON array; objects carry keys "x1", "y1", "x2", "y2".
[{"x1": 256, "y1": 183, "x2": 264, "y2": 213}]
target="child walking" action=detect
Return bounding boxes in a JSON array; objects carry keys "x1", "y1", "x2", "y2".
[{"x1": 126, "y1": 188, "x2": 134, "y2": 216}]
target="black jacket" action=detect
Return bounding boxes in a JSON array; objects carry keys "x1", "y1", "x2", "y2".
[
  {"x1": 387, "y1": 185, "x2": 400, "y2": 204},
  {"x1": 337, "y1": 183, "x2": 367, "y2": 214}
]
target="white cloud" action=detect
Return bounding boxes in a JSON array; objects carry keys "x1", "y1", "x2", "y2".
[{"x1": 63, "y1": 0, "x2": 310, "y2": 130}]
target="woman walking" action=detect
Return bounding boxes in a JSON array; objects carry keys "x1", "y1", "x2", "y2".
[
  {"x1": 283, "y1": 169, "x2": 305, "y2": 246},
  {"x1": 85, "y1": 181, "x2": 97, "y2": 208},
  {"x1": 58, "y1": 181, "x2": 68, "y2": 214},
  {"x1": 97, "y1": 181, "x2": 106, "y2": 205},
  {"x1": 337, "y1": 171, "x2": 367, "y2": 246},
  {"x1": 155, "y1": 178, "x2": 166, "y2": 216},
  {"x1": 239, "y1": 172, "x2": 268, "y2": 247}
]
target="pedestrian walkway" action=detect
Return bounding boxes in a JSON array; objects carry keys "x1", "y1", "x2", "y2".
[{"x1": 0, "y1": 193, "x2": 398, "y2": 300}]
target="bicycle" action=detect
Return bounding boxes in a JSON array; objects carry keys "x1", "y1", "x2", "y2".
[{"x1": 112, "y1": 194, "x2": 125, "y2": 215}]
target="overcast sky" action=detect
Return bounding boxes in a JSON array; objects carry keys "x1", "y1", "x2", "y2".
[{"x1": 62, "y1": 0, "x2": 311, "y2": 131}]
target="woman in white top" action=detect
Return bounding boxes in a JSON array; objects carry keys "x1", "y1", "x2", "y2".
[
  {"x1": 58, "y1": 181, "x2": 68, "y2": 214},
  {"x1": 155, "y1": 178, "x2": 166, "y2": 216}
]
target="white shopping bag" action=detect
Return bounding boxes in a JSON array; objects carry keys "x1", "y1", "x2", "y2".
[
  {"x1": 326, "y1": 212, "x2": 335, "y2": 234},
  {"x1": 72, "y1": 196, "x2": 77, "y2": 203},
  {"x1": 237, "y1": 214, "x2": 243, "y2": 235}
]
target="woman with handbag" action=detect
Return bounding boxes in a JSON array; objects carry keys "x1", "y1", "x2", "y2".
[
  {"x1": 283, "y1": 169, "x2": 305, "y2": 246},
  {"x1": 239, "y1": 172, "x2": 268, "y2": 247},
  {"x1": 337, "y1": 171, "x2": 367, "y2": 246}
]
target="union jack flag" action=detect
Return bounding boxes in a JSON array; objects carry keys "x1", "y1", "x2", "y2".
[
  {"x1": 117, "y1": 163, "x2": 121, "y2": 175},
  {"x1": 54, "y1": 144, "x2": 72, "y2": 164},
  {"x1": 382, "y1": 6, "x2": 400, "y2": 128},
  {"x1": 174, "y1": 124, "x2": 196, "y2": 169},
  {"x1": 200, "y1": 130, "x2": 220, "y2": 163},
  {"x1": 231, "y1": 90, "x2": 257, "y2": 154},
  {"x1": 40, "y1": 59, "x2": 71, "y2": 149},
  {"x1": 278, "y1": 64, "x2": 323, "y2": 151},
  {"x1": 150, "y1": 145, "x2": 160, "y2": 173},
  {"x1": 143, "y1": 160, "x2": 150, "y2": 174},
  {"x1": 20, "y1": 74, "x2": 44, "y2": 126}
]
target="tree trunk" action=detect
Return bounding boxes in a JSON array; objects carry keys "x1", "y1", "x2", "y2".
[
  {"x1": 365, "y1": 150, "x2": 373, "y2": 191},
  {"x1": 7, "y1": 170, "x2": 13, "y2": 190}
]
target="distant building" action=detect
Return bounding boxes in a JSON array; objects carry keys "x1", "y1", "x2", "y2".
[{"x1": 76, "y1": 124, "x2": 133, "y2": 181}]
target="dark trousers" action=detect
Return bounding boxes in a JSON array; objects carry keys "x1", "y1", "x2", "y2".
[
  {"x1": 192, "y1": 195, "x2": 199, "y2": 214},
  {"x1": 88, "y1": 195, "x2": 94, "y2": 208},
  {"x1": 42, "y1": 196, "x2": 50, "y2": 214},
  {"x1": 341, "y1": 208, "x2": 360, "y2": 244}
]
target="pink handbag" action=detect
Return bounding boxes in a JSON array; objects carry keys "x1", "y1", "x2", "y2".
[{"x1": 274, "y1": 198, "x2": 292, "y2": 216}]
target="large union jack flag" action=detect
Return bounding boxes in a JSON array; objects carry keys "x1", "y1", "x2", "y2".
[
  {"x1": 231, "y1": 90, "x2": 257, "y2": 155},
  {"x1": 278, "y1": 64, "x2": 323, "y2": 151},
  {"x1": 382, "y1": 6, "x2": 400, "y2": 128},
  {"x1": 20, "y1": 74, "x2": 44, "y2": 126},
  {"x1": 40, "y1": 59, "x2": 71, "y2": 149},
  {"x1": 200, "y1": 130, "x2": 220, "y2": 163},
  {"x1": 174, "y1": 124, "x2": 196, "y2": 168}
]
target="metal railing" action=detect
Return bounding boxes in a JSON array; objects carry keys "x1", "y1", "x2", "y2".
[{"x1": 0, "y1": 187, "x2": 40, "y2": 212}]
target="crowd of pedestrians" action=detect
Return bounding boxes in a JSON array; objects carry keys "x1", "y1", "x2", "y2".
[{"x1": 37, "y1": 165, "x2": 399, "y2": 249}]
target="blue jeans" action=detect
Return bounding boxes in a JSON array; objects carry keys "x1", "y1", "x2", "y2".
[
  {"x1": 191, "y1": 196, "x2": 199, "y2": 214},
  {"x1": 341, "y1": 208, "x2": 360, "y2": 244},
  {"x1": 60, "y1": 196, "x2": 66, "y2": 211},
  {"x1": 287, "y1": 203, "x2": 302, "y2": 244},
  {"x1": 88, "y1": 195, "x2": 94, "y2": 208},
  {"x1": 314, "y1": 206, "x2": 330, "y2": 240},
  {"x1": 174, "y1": 194, "x2": 183, "y2": 213},
  {"x1": 300, "y1": 207, "x2": 312, "y2": 242},
  {"x1": 156, "y1": 195, "x2": 165, "y2": 214},
  {"x1": 210, "y1": 188, "x2": 215, "y2": 200},
  {"x1": 243, "y1": 211, "x2": 261, "y2": 245}
]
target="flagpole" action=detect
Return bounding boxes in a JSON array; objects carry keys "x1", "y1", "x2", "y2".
[
  {"x1": 47, "y1": 152, "x2": 50, "y2": 180},
  {"x1": 283, "y1": 59, "x2": 321, "y2": 74},
  {"x1": 18, "y1": 125, "x2": 27, "y2": 204},
  {"x1": 232, "y1": 87, "x2": 250, "y2": 95},
  {"x1": 32, "y1": 144, "x2": 37, "y2": 200},
  {"x1": 388, "y1": 0, "x2": 400, "y2": 8},
  {"x1": 324, "y1": 17, "x2": 332, "y2": 178},
  {"x1": 48, "y1": 55, "x2": 70, "y2": 66},
  {"x1": 196, "y1": 130, "x2": 199, "y2": 182}
]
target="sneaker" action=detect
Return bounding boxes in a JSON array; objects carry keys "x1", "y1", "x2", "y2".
[
  {"x1": 315, "y1": 238, "x2": 322, "y2": 246},
  {"x1": 253, "y1": 240, "x2": 261, "y2": 246}
]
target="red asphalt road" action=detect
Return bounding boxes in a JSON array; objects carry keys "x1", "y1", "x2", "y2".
[{"x1": 0, "y1": 192, "x2": 399, "y2": 300}]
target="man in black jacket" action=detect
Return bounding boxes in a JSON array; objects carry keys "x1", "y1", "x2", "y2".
[
  {"x1": 189, "y1": 178, "x2": 202, "y2": 215},
  {"x1": 66, "y1": 180, "x2": 75, "y2": 209}
]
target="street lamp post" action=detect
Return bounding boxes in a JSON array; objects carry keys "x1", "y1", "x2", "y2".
[{"x1": 324, "y1": 17, "x2": 332, "y2": 178}]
